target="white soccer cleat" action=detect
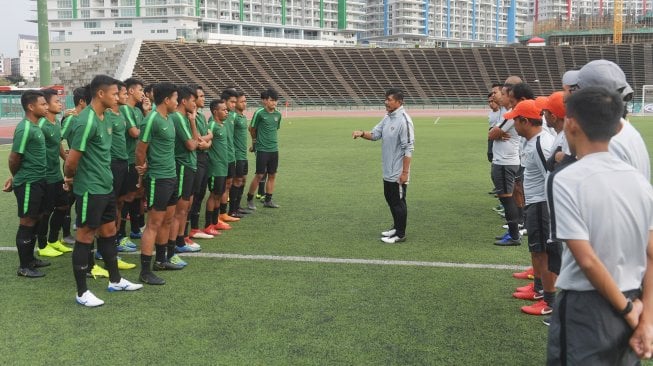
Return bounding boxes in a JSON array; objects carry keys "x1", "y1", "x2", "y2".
[
  {"x1": 76, "y1": 290, "x2": 105, "y2": 307},
  {"x1": 381, "y1": 228, "x2": 396, "y2": 237},
  {"x1": 108, "y1": 278, "x2": 144, "y2": 292},
  {"x1": 380, "y1": 235, "x2": 406, "y2": 244}
]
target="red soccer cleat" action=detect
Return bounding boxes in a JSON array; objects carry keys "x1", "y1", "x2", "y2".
[
  {"x1": 515, "y1": 282, "x2": 535, "y2": 293},
  {"x1": 513, "y1": 289, "x2": 543, "y2": 301},
  {"x1": 513, "y1": 267, "x2": 535, "y2": 280},
  {"x1": 521, "y1": 300, "x2": 552, "y2": 315},
  {"x1": 213, "y1": 221, "x2": 232, "y2": 231}
]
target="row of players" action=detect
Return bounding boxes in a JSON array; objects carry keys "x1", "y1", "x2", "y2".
[
  {"x1": 486, "y1": 60, "x2": 653, "y2": 363},
  {"x1": 7, "y1": 75, "x2": 283, "y2": 307}
]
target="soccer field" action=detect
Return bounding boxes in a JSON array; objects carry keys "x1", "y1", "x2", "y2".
[{"x1": 0, "y1": 115, "x2": 651, "y2": 365}]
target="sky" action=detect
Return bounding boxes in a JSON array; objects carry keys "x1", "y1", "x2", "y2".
[{"x1": 0, "y1": 1, "x2": 38, "y2": 58}]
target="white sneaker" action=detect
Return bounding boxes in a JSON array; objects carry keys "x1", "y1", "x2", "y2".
[
  {"x1": 381, "y1": 228, "x2": 396, "y2": 237},
  {"x1": 519, "y1": 228, "x2": 528, "y2": 236},
  {"x1": 108, "y1": 278, "x2": 144, "y2": 292},
  {"x1": 502, "y1": 224, "x2": 525, "y2": 229},
  {"x1": 191, "y1": 231, "x2": 213, "y2": 239},
  {"x1": 184, "y1": 238, "x2": 201, "y2": 250},
  {"x1": 76, "y1": 290, "x2": 105, "y2": 307},
  {"x1": 381, "y1": 235, "x2": 406, "y2": 244}
]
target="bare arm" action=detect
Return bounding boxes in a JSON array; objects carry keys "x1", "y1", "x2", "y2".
[
  {"x1": 135, "y1": 141, "x2": 148, "y2": 175},
  {"x1": 127, "y1": 126, "x2": 140, "y2": 138},
  {"x1": 630, "y1": 231, "x2": 653, "y2": 359},
  {"x1": 399, "y1": 156, "x2": 412, "y2": 184},
  {"x1": 8, "y1": 152, "x2": 22, "y2": 176},
  {"x1": 59, "y1": 143, "x2": 67, "y2": 161}
]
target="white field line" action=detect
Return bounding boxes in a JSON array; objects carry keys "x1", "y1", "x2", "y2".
[
  {"x1": 433, "y1": 117, "x2": 441, "y2": 125},
  {"x1": 0, "y1": 247, "x2": 526, "y2": 270}
]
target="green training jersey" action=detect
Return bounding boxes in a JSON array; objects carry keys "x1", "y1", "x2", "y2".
[
  {"x1": 233, "y1": 112, "x2": 249, "y2": 161},
  {"x1": 196, "y1": 110, "x2": 208, "y2": 136},
  {"x1": 170, "y1": 111, "x2": 197, "y2": 171},
  {"x1": 224, "y1": 111, "x2": 236, "y2": 163},
  {"x1": 120, "y1": 104, "x2": 142, "y2": 164},
  {"x1": 38, "y1": 118, "x2": 64, "y2": 183},
  {"x1": 70, "y1": 106, "x2": 113, "y2": 195},
  {"x1": 106, "y1": 110, "x2": 129, "y2": 161},
  {"x1": 61, "y1": 114, "x2": 77, "y2": 148},
  {"x1": 11, "y1": 118, "x2": 46, "y2": 187},
  {"x1": 140, "y1": 111, "x2": 176, "y2": 179},
  {"x1": 207, "y1": 116, "x2": 229, "y2": 177},
  {"x1": 250, "y1": 107, "x2": 281, "y2": 152}
]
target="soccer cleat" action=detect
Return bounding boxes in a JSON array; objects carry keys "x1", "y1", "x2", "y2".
[
  {"x1": 190, "y1": 229, "x2": 213, "y2": 239},
  {"x1": 153, "y1": 261, "x2": 184, "y2": 271},
  {"x1": 213, "y1": 221, "x2": 232, "y2": 231},
  {"x1": 247, "y1": 200, "x2": 257, "y2": 210},
  {"x1": 492, "y1": 205, "x2": 504, "y2": 213},
  {"x1": 512, "y1": 289, "x2": 543, "y2": 301},
  {"x1": 48, "y1": 240, "x2": 73, "y2": 253},
  {"x1": 263, "y1": 200, "x2": 280, "y2": 208},
  {"x1": 513, "y1": 267, "x2": 535, "y2": 280},
  {"x1": 17, "y1": 267, "x2": 45, "y2": 278},
  {"x1": 129, "y1": 231, "x2": 142, "y2": 239},
  {"x1": 38, "y1": 245, "x2": 64, "y2": 257},
  {"x1": 62, "y1": 235, "x2": 75, "y2": 245},
  {"x1": 108, "y1": 278, "x2": 143, "y2": 292},
  {"x1": 90, "y1": 265, "x2": 109, "y2": 279},
  {"x1": 203, "y1": 226, "x2": 221, "y2": 236},
  {"x1": 117, "y1": 257, "x2": 136, "y2": 270},
  {"x1": 95, "y1": 251, "x2": 103, "y2": 260},
  {"x1": 184, "y1": 237, "x2": 201, "y2": 250},
  {"x1": 542, "y1": 316, "x2": 551, "y2": 326},
  {"x1": 519, "y1": 228, "x2": 528, "y2": 236},
  {"x1": 515, "y1": 282, "x2": 535, "y2": 293},
  {"x1": 228, "y1": 211, "x2": 245, "y2": 219},
  {"x1": 255, "y1": 194, "x2": 264, "y2": 200},
  {"x1": 219, "y1": 213, "x2": 240, "y2": 222},
  {"x1": 521, "y1": 300, "x2": 553, "y2": 315},
  {"x1": 502, "y1": 223, "x2": 524, "y2": 230},
  {"x1": 117, "y1": 237, "x2": 138, "y2": 252},
  {"x1": 380, "y1": 235, "x2": 406, "y2": 244},
  {"x1": 237, "y1": 207, "x2": 253, "y2": 215},
  {"x1": 76, "y1": 290, "x2": 104, "y2": 307},
  {"x1": 494, "y1": 236, "x2": 521, "y2": 246},
  {"x1": 29, "y1": 259, "x2": 51, "y2": 268},
  {"x1": 176, "y1": 244, "x2": 201, "y2": 253},
  {"x1": 381, "y1": 228, "x2": 396, "y2": 237},
  {"x1": 495, "y1": 232, "x2": 510, "y2": 240},
  {"x1": 169, "y1": 254, "x2": 188, "y2": 267},
  {"x1": 140, "y1": 272, "x2": 165, "y2": 285}
]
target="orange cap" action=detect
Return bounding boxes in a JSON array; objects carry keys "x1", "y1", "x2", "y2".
[
  {"x1": 504, "y1": 99, "x2": 542, "y2": 120},
  {"x1": 544, "y1": 91, "x2": 566, "y2": 119}
]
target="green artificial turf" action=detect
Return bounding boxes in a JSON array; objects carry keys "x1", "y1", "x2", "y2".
[{"x1": 0, "y1": 114, "x2": 650, "y2": 365}]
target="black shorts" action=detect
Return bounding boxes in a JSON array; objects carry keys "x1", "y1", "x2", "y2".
[
  {"x1": 125, "y1": 163, "x2": 140, "y2": 193},
  {"x1": 490, "y1": 164, "x2": 518, "y2": 195},
  {"x1": 14, "y1": 181, "x2": 46, "y2": 218},
  {"x1": 111, "y1": 159, "x2": 129, "y2": 198},
  {"x1": 208, "y1": 176, "x2": 227, "y2": 196},
  {"x1": 546, "y1": 240, "x2": 563, "y2": 275},
  {"x1": 176, "y1": 164, "x2": 196, "y2": 201},
  {"x1": 193, "y1": 153, "x2": 209, "y2": 195},
  {"x1": 525, "y1": 202, "x2": 550, "y2": 253},
  {"x1": 227, "y1": 161, "x2": 236, "y2": 179},
  {"x1": 144, "y1": 177, "x2": 178, "y2": 211},
  {"x1": 45, "y1": 181, "x2": 68, "y2": 211},
  {"x1": 75, "y1": 192, "x2": 117, "y2": 229},
  {"x1": 255, "y1": 151, "x2": 279, "y2": 175},
  {"x1": 235, "y1": 160, "x2": 248, "y2": 177}
]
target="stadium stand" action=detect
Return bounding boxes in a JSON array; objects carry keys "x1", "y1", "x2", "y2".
[{"x1": 54, "y1": 40, "x2": 653, "y2": 107}]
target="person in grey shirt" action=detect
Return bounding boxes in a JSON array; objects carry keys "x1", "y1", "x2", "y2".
[{"x1": 352, "y1": 88, "x2": 415, "y2": 244}]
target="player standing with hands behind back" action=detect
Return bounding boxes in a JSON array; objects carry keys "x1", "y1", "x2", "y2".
[{"x1": 352, "y1": 88, "x2": 415, "y2": 244}]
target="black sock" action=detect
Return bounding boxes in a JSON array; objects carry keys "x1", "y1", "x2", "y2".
[
  {"x1": 258, "y1": 178, "x2": 266, "y2": 195},
  {"x1": 155, "y1": 243, "x2": 167, "y2": 263},
  {"x1": 130, "y1": 200, "x2": 141, "y2": 234},
  {"x1": 184, "y1": 220, "x2": 190, "y2": 237},
  {"x1": 118, "y1": 205, "x2": 128, "y2": 238},
  {"x1": 204, "y1": 210, "x2": 213, "y2": 228},
  {"x1": 247, "y1": 193, "x2": 254, "y2": 202},
  {"x1": 36, "y1": 216, "x2": 49, "y2": 249},
  {"x1": 229, "y1": 185, "x2": 240, "y2": 213},
  {"x1": 62, "y1": 213, "x2": 71, "y2": 237},
  {"x1": 265, "y1": 193, "x2": 272, "y2": 202},
  {"x1": 167, "y1": 239, "x2": 177, "y2": 260},
  {"x1": 219, "y1": 204, "x2": 227, "y2": 215},
  {"x1": 213, "y1": 209, "x2": 220, "y2": 224},
  {"x1": 543, "y1": 291, "x2": 556, "y2": 307},
  {"x1": 138, "y1": 207, "x2": 145, "y2": 228},
  {"x1": 72, "y1": 241, "x2": 91, "y2": 296},
  {"x1": 28, "y1": 226, "x2": 38, "y2": 262},
  {"x1": 97, "y1": 236, "x2": 121, "y2": 283},
  {"x1": 190, "y1": 213, "x2": 200, "y2": 230},
  {"x1": 499, "y1": 196, "x2": 520, "y2": 239},
  {"x1": 88, "y1": 247, "x2": 96, "y2": 269},
  {"x1": 534, "y1": 277, "x2": 543, "y2": 294},
  {"x1": 140, "y1": 254, "x2": 152, "y2": 275},
  {"x1": 16, "y1": 225, "x2": 33, "y2": 268},
  {"x1": 48, "y1": 209, "x2": 65, "y2": 243}
]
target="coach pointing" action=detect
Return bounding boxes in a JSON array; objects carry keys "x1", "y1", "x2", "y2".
[{"x1": 353, "y1": 88, "x2": 415, "y2": 244}]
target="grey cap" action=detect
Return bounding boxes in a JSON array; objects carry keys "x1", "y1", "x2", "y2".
[
  {"x1": 567, "y1": 59, "x2": 634, "y2": 100},
  {"x1": 562, "y1": 70, "x2": 579, "y2": 86}
]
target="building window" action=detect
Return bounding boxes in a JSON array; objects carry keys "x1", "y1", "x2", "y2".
[
  {"x1": 120, "y1": 8, "x2": 136, "y2": 17},
  {"x1": 115, "y1": 20, "x2": 132, "y2": 28},
  {"x1": 57, "y1": 0, "x2": 72, "y2": 8},
  {"x1": 64, "y1": 49, "x2": 71, "y2": 56},
  {"x1": 81, "y1": 9, "x2": 90, "y2": 18},
  {"x1": 157, "y1": 29, "x2": 169, "y2": 33},
  {"x1": 113, "y1": 30, "x2": 122, "y2": 34},
  {"x1": 80, "y1": 0, "x2": 90, "y2": 6},
  {"x1": 124, "y1": 30, "x2": 133, "y2": 34},
  {"x1": 52, "y1": 62, "x2": 61, "y2": 69},
  {"x1": 120, "y1": 0, "x2": 136, "y2": 5},
  {"x1": 58, "y1": 10, "x2": 73, "y2": 19},
  {"x1": 84, "y1": 21, "x2": 100, "y2": 28},
  {"x1": 51, "y1": 49, "x2": 61, "y2": 56},
  {"x1": 90, "y1": 30, "x2": 106, "y2": 35}
]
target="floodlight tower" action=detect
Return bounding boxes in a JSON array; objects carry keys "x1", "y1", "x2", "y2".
[
  {"x1": 614, "y1": 0, "x2": 623, "y2": 44},
  {"x1": 34, "y1": 0, "x2": 51, "y2": 86}
]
